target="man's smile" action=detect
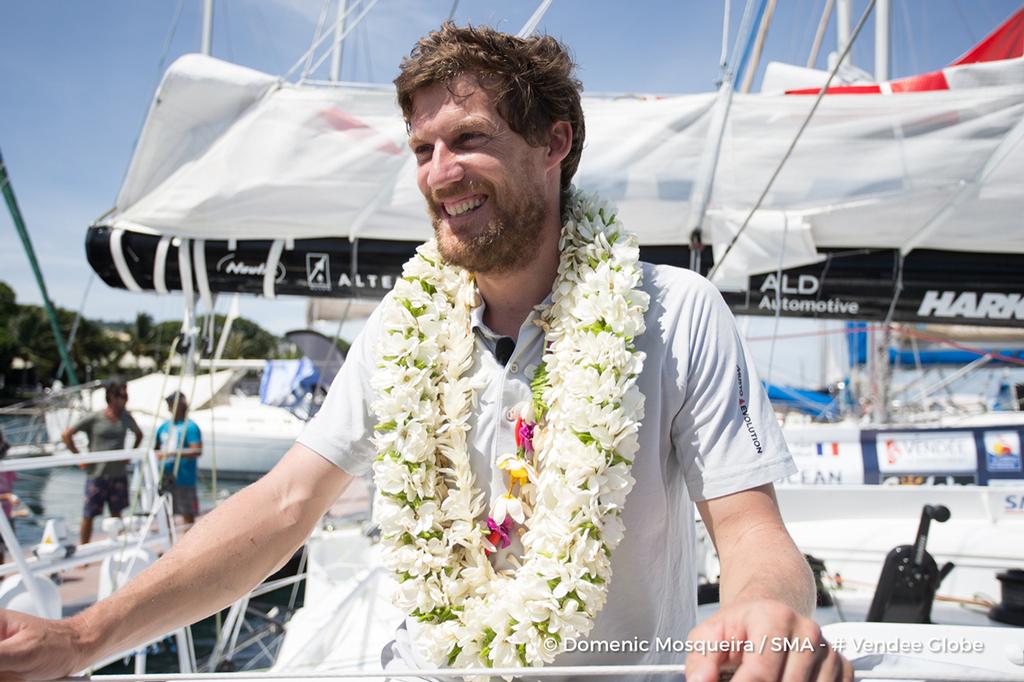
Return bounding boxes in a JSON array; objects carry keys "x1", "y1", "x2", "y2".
[
  {"x1": 437, "y1": 192, "x2": 490, "y2": 228},
  {"x1": 443, "y1": 193, "x2": 487, "y2": 217}
]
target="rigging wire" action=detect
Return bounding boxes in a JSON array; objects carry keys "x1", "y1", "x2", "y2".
[
  {"x1": 898, "y1": 0, "x2": 920, "y2": 76},
  {"x1": 283, "y1": 0, "x2": 373, "y2": 82},
  {"x1": 719, "y1": 0, "x2": 731, "y2": 71},
  {"x1": 765, "y1": 214, "x2": 790, "y2": 387},
  {"x1": 221, "y1": 0, "x2": 235, "y2": 63},
  {"x1": 684, "y1": 0, "x2": 761, "y2": 252},
  {"x1": 361, "y1": 19, "x2": 375, "y2": 82},
  {"x1": 303, "y1": 0, "x2": 383, "y2": 81},
  {"x1": 805, "y1": 0, "x2": 834, "y2": 69},
  {"x1": 284, "y1": 0, "x2": 356, "y2": 80},
  {"x1": 517, "y1": 0, "x2": 555, "y2": 38},
  {"x1": 707, "y1": 0, "x2": 877, "y2": 282},
  {"x1": 55, "y1": 273, "x2": 95, "y2": 382},
  {"x1": 952, "y1": 0, "x2": 978, "y2": 43},
  {"x1": 154, "y1": 0, "x2": 188, "y2": 84},
  {"x1": 301, "y1": 0, "x2": 335, "y2": 81}
]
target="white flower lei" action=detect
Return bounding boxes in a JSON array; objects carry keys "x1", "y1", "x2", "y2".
[{"x1": 371, "y1": 188, "x2": 650, "y2": 674}]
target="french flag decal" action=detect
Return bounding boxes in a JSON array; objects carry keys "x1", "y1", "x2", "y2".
[{"x1": 816, "y1": 442, "x2": 840, "y2": 457}]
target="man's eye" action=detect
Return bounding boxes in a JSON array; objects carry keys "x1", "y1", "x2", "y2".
[
  {"x1": 414, "y1": 145, "x2": 432, "y2": 159},
  {"x1": 458, "y1": 132, "x2": 484, "y2": 145}
]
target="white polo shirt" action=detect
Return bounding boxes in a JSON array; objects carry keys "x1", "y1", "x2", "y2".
[{"x1": 298, "y1": 262, "x2": 796, "y2": 680}]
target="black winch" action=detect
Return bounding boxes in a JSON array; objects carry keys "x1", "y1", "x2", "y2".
[{"x1": 989, "y1": 568, "x2": 1024, "y2": 626}]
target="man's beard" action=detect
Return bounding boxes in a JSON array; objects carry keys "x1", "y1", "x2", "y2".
[{"x1": 429, "y1": 177, "x2": 546, "y2": 275}]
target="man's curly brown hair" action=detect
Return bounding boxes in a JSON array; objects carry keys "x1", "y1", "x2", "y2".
[{"x1": 394, "y1": 23, "x2": 585, "y2": 202}]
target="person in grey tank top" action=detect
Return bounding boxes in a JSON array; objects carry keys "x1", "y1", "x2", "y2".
[{"x1": 62, "y1": 381, "x2": 143, "y2": 544}]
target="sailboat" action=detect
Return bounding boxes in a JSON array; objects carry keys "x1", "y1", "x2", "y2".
[
  {"x1": 80, "y1": 3, "x2": 1024, "y2": 479},
  {"x1": 60, "y1": 1, "x2": 1024, "y2": 678}
]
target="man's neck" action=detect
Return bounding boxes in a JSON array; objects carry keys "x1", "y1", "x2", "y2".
[{"x1": 476, "y1": 214, "x2": 561, "y2": 339}]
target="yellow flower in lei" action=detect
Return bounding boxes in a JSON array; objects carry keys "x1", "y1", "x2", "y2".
[
  {"x1": 370, "y1": 188, "x2": 650, "y2": 677},
  {"x1": 496, "y1": 452, "x2": 534, "y2": 489}
]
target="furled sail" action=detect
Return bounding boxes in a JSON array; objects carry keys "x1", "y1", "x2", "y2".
[{"x1": 87, "y1": 10, "x2": 1024, "y2": 327}]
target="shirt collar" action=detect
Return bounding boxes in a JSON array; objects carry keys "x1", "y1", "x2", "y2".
[{"x1": 470, "y1": 293, "x2": 553, "y2": 341}]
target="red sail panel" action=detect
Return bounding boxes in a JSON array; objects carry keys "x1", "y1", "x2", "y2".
[
  {"x1": 889, "y1": 71, "x2": 950, "y2": 93},
  {"x1": 950, "y1": 7, "x2": 1024, "y2": 65}
]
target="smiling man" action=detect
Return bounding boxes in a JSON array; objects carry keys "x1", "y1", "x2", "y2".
[{"x1": 0, "y1": 24, "x2": 849, "y2": 682}]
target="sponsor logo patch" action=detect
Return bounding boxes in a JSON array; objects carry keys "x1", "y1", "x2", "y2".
[
  {"x1": 306, "y1": 253, "x2": 332, "y2": 292},
  {"x1": 1004, "y1": 493, "x2": 1024, "y2": 514},
  {"x1": 215, "y1": 253, "x2": 286, "y2": 282},
  {"x1": 917, "y1": 290, "x2": 1024, "y2": 320},
  {"x1": 735, "y1": 365, "x2": 762, "y2": 455},
  {"x1": 337, "y1": 272, "x2": 395, "y2": 290},
  {"x1": 876, "y1": 431, "x2": 977, "y2": 473},
  {"x1": 983, "y1": 431, "x2": 1022, "y2": 472},
  {"x1": 882, "y1": 475, "x2": 976, "y2": 486}
]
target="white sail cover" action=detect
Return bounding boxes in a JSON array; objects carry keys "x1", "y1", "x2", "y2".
[{"x1": 107, "y1": 52, "x2": 1024, "y2": 284}]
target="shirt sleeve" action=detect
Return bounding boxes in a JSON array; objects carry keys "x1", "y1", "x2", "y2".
[
  {"x1": 155, "y1": 422, "x2": 167, "y2": 449},
  {"x1": 670, "y1": 278, "x2": 796, "y2": 501},
  {"x1": 186, "y1": 421, "x2": 202, "y2": 446},
  {"x1": 123, "y1": 411, "x2": 141, "y2": 434},
  {"x1": 70, "y1": 412, "x2": 95, "y2": 434},
  {"x1": 296, "y1": 303, "x2": 384, "y2": 476}
]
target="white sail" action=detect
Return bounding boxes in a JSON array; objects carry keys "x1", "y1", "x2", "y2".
[{"x1": 105, "y1": 52, "x2": 1024, "y2": 280}]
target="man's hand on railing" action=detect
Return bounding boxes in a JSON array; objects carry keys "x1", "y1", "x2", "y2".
[{"x1": 0, "y1": 608, "x2": 85, "y2": 681}]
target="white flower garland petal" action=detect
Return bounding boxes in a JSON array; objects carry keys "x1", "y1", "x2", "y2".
[{"x1": 371, "y1": 188, "x2": 649, "y2": 673}]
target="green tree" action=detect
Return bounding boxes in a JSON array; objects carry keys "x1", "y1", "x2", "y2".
[
  {"x1": 9, "y1": 304, "x2": 122, "y2": 382},
  {"x1": 131, "y1": 312, "x2": 155, "y2": 355},
  {"x1": 0, "y1": 282, "x2": 19, "y2": 379}
]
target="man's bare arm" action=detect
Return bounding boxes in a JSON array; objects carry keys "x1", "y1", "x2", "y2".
[
  {"x1": 0, "y1": 442, "x2": 352, "y2": 679},
  {"x1": 698, "y1": 483, "x2": 813, "y2": 613},
  {"x1": 685, "y1": 484, "x2": 851, "y2": 682},
  {"x1": 60, "y1": 428, "x2": 79, "y2": 454}
]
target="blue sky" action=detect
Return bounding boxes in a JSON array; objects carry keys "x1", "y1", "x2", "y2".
[{"x1": 1, "y1": 0, "x2": 1019, "y2": 354}]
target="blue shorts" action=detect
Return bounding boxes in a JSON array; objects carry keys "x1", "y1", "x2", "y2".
[{"x1": 83, "y1": 476, "x2": 129, "y2": 518}]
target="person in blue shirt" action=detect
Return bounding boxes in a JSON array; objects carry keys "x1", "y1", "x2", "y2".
[{"x1": 154, "y1": 392, "x2": 202, "y2": 525}]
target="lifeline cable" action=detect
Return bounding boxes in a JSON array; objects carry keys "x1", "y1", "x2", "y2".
[{"x1": 708, "y1": 0, "x2": 878, "y2": 282}]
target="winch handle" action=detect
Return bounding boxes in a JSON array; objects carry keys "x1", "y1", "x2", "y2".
[{"x1": 913, "y1": 504, "x2": 950, "y2": 566}]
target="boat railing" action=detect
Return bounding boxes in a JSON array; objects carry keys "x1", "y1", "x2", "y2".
[
  {"x1": 0, "y1": 379, "x2": 104, "y2": 416},
  {"x1": 205, "y1": 570, "x2": 308, "y2": 673},
  {"x1": 0, "y1": 446, "x2": 147, "y2": 472},
  {"x1": 0, "y1": 379, "x2": 105, "y2": 454},
  {"x1": 54, "y1": 664, "x2": 1024, "y2": 681},
  {"x1": 0, "y1": 442, "x2": 198, "y2": 675}
]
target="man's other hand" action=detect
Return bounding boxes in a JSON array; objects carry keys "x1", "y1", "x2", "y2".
[
  {"x1": 684, "y1": 599, "x2": 852, "y2": 682},
  {"x1": 0, "y1": 608, "x2": 84, "y2": 680}
]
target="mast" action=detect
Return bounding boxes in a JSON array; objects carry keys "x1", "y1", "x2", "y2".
[
  {"x1": 836, "y1": 0, "x2": 852, "y2": 68},
  {"x1": 875, "y1": 0, "x2": 890, "y2": 81},
  {"x1": 0, "y1": 149, "x2": 79, "y2": 385},
  {"x1": 740, "y1": 0, "x2": 777, "y2": 93},
  {"x1": 807, "y1": 0, "x2": 835, "y2": 67},
  {"x1": 201, "y1": 0, "x2": 214, "y2": 56},
  {"x1": 330, "y1": 0, "x2": 349, "y2": 81}
]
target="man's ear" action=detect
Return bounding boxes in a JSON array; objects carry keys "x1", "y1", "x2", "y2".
[{"x1": 545, "y1": 120, "x2": 573, "y2": 171}]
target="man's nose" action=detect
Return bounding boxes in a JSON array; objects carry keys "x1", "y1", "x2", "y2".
[{"x1": 427, "y1": 143, "x2": 464, "y2": 190}]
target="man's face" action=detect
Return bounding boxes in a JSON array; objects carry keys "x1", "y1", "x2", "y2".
[
  {"x1": 170, "y1": 398, "x2": 188, "y2": 420},
  {"x1": 408, "y1": 74, "x2": 550, "y2": 274},
  {"x1": 108, "y1": 390, "x2": 128, "y2": 414}
]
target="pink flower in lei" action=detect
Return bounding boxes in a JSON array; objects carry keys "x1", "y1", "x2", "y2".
[
  {"x1": 485, "y1": 516, "x2": 515, "y2": 554},
  {"x1": 514, "y1": 417, "x2": 535, "y2": 453}
]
